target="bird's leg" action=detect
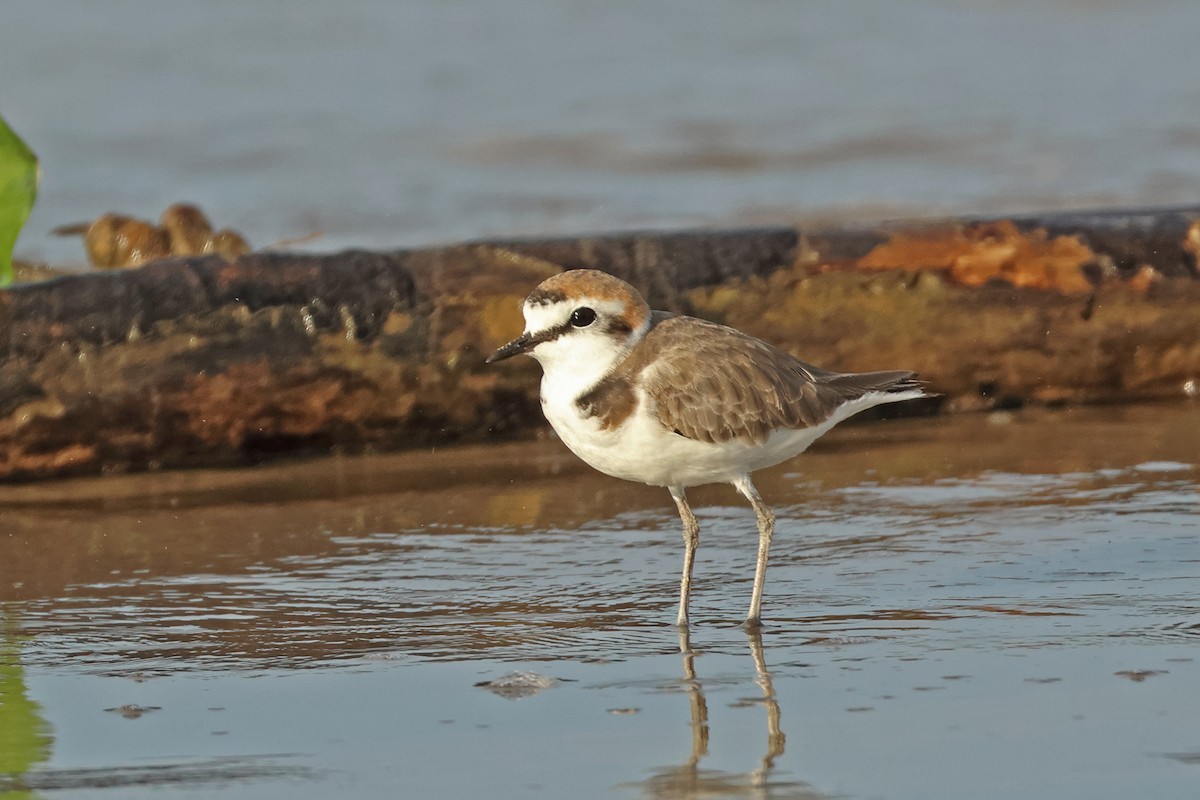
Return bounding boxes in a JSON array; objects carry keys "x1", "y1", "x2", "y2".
[
  {"x1": 746, "y1": 627, "x2": 786, "y2": 770},
  {"x1": 733, "y1": 475, "x2": 775, "y2": 628},
  {"x1": 678, "y1": 626, "x2": 710, "y2": 766},
  {"x1": 669, "y1": 486, "x2": 699, "y2": 627},
  {"x1": 746, "y1": 627, "x2": 785, "y2": 787}
]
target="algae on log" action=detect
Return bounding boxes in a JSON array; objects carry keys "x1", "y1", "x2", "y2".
[{"x1": 1, "y1": 207, "x2": 1199, "y2": 481}]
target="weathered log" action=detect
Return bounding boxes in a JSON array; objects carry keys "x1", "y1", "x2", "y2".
[{"x1": 1, "y1": 206, "x2": 1198, "y2": 481}]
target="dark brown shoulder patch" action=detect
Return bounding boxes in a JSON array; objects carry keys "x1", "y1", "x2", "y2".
[
  {"x1": 572, "y1": 310, "x2": 677, "y2": 430},
  {"x1": 576, "y1": 374, "x2": 638, "y2": 431}
]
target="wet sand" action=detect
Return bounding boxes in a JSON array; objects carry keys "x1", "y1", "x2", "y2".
[{"x1": 1, "y1": 404, "x2": 1198, "y2": 798}]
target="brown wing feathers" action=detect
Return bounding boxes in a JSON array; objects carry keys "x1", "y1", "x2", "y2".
[
  {"x1": 637, "y1": 317, "x2": 914, "y2": 445},
  {"x1": 575, "y1": 315, "x2": 917, "y2": 444}
]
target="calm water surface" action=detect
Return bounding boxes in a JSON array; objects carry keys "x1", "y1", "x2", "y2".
[{"x1": 1, "y1": 404, "x2": 1198, "y2": 799}]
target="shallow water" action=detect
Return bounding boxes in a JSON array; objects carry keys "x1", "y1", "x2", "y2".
[
  {"x1": 4, "y1": 1, "x2": 1200, "y2": 266},
  {"x1": 1, "y1": 404, "x2": 1198, "y2": 798}
]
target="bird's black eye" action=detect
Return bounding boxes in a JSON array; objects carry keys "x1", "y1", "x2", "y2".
[{"x1": 570, "y1": 307, "x2": 597, "y2": 327}]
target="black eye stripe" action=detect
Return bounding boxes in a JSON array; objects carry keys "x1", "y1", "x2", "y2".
[
  {"x1": 525, "y1": 320, "x2": 573, "y2": 348},
  {"x1": 523, "y1": 307, "x2": 601, "y2": 349},
  {"x1": 605, "y1": 317, "x2": 632, "y2": 335}
]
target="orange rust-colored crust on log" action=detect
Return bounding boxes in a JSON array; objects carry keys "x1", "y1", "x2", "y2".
[{"x1": 856, "y1": 221, "x2": 1096, "y2": 293}]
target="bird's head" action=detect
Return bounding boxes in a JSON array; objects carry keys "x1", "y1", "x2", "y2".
[{"x1": 486, "y1": 270, "x2": 651, "y2": 384}]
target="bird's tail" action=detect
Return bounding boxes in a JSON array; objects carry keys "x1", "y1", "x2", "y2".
[{"x1": 828, "y1": 369, "x2": 929, "y2": 398}]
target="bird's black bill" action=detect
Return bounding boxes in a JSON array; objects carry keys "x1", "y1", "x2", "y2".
[
  {"x1": 486, "y1": 320, "x2": 575, "y2": 364},
  {"x1": 485, "y1": 334, "x2": 533, "y2": 364}
]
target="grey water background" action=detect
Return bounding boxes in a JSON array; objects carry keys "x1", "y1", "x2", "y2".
[{"x1": 4, "y1": 0, "x2": 1200, "y2": 266}]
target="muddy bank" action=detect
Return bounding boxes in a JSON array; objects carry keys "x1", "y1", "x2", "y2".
[{"x1": 1, "y1": 206, "x2": 1199, "y2": 481}]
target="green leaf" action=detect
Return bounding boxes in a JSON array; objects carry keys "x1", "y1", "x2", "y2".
[
  {"x1": 0, "y1": 116, "x2": 40, "y2": 286},
  {"x1": 0, "y1": 609, "x2": 53, "y2": 792}
]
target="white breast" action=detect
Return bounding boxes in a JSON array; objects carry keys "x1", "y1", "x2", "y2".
[
  {"x1": 541, "y1": 378, "x2": 795, "y2": 488},
  {"x1": 542, "y1": 377, "x2": 921, "y2": 489}
]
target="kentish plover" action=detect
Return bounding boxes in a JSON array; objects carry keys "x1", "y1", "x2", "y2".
[{"x1": 488, "y1": 269, "x2": 928, "y2": 627}]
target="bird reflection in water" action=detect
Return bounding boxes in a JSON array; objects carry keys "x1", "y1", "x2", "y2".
[{"x1": 627, "y1": 630, "x2": 826, "y2": 800}]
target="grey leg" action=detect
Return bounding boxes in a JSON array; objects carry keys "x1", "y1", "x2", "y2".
[
  {"x1": 678, "y1": 626, "x2": 710, "y2": 765},
  {"x1": 669, "y1": 486, "x2": 699, "y2": 627},
  {"x1": 746, "y1": 627, "x2": 785, "y2": 785},
  {"x1": 733, "y1": 475, "x2": 775, "y2": 628}
]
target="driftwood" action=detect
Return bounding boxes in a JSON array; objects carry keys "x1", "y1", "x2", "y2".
[{"x1": 1, "y1": 205, "x2": 1199, "y2": 481}]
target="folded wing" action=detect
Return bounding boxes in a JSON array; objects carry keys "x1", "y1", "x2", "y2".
[{"x1": 639, "y1": 317, "x2": 918, "y2": 445}]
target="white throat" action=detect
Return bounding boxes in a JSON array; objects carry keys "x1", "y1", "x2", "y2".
[{"x1": 524, "y1": 300, "x2": 648, "y2": 404}]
